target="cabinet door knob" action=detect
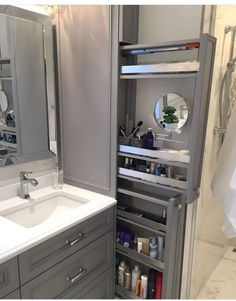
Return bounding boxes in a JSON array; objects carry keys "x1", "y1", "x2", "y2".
[
  {"x1": 66, "y1": 268, "x2": 87, "y2": 283},
  {"x1": 66, "y1": 233, "x2": 84, "y2": 247}
]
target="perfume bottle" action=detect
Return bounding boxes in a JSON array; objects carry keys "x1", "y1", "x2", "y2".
[{"x1": 52, "y1": 166, "x2": 63, "y2": 189}]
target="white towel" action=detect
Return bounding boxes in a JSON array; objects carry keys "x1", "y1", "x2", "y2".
[{"x1": 212, "y1": 104, "x2": 236, "y2": 238}]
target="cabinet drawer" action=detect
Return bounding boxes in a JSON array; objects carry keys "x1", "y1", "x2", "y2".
[
  {"x1": 0, "y1": 257, "x2": 19, "y2": 298},
  {"x1": 3, "y1": 289, "x2": 20, "y2": 299},
  {"x1": 19, "y1": 207, "x2": 114, "y2": 284},
  {"x1": 21, "y1": 230, "x2": 114, "y2": 299},
  {"x1": 58, "y1": 266, "x2": 114, "y2": 299}
]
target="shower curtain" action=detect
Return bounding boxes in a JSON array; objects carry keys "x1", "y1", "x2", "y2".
[{"x1": 212, "y1": 103, "x2": 236, "y2": 238}]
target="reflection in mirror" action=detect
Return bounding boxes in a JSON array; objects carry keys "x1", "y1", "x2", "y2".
[
  {"x1": 0, "y1": 7, "x2": 57, "y2": 167},
  {"x1": 154, "y1": 93, "x2": 189, "y2": 132}
]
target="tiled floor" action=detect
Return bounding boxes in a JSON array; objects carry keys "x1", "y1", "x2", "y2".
[{"x1": 198, "y1": 247, "x2": 236, "y2": 299}]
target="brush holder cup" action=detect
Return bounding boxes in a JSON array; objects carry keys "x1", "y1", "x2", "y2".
[{"x1": 119, "y1": 136, "x2": 144, "y2": 148}]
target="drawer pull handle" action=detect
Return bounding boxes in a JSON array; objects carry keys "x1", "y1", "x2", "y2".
[
  {"x1": 67, "y1": 268, "x2": 87, "y2": 283},
  {"x1": 66, "y1": 233, "x2": 84, "y2": 247}
]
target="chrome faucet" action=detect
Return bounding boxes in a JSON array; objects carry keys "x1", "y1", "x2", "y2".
[{"x1": 19, "y1": 171, "x2": 39, "y2": 199}]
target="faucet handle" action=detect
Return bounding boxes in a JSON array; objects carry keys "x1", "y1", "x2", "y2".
[{"x1": 20, "y1": 171, "x2": 32, "y2": 180}]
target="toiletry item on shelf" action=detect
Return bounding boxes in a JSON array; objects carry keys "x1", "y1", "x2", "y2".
[
  {"x1": 138, "y1": 237, "x2": 150, "y2": 255},
  {"x1": 137, "y1": 159, "x2": 146, "y2": 172},
  {"x1": 157, "y1": 236, "x2": 164, "y2": 261},
  {"x1": 173, "y1": 174, "x2": 186, "y2": 181},
  {"x1": 52, "y1": 166, "x2": 63, "y2": 189},
  {"x1": 137, "y1": 241, "x2": 143, "y2": 253},
  {"x1": 144, "y1": 128, "x2": 154, "y2": 149},
  {"x1": 124, "y1": 157, "x2": 130, "y2": 168},
  {"x1": 149, "y1": 237, "x2": 158, "y2": 259},
  {"x1": 146, "y1": 161, "x2": 151, "y2": 173},
  {"x1": 131, "y1": 265, "x2": 141, "y2": 292},
  {"x1": 156, "y1": 164, "x2": 167, "y2": 177},
  {"x1": 155, "y1": 272, "x2": 163, "y2": 299},
  {"x1": 124, "y1": 268, "x2": 131, "y2": 290},
  {"x1": 123, "y1": 232, "x2": 133, "y2": 248},
  {"x1": 131, "y1": 234, "x2": 138, "y2": 251},
  {"x1": 118, "y1": 260, "x2": 126, "y2": 287},
  {"x1": 166, "y1": 165, "x2": 173, "y2": 178},
  {"x1": 158, "y1": 210, "x2": 167, "y2": 225},
  {"x1": 160, "y1": 165, "x2": 167, "y2": 177},
  {"x1": 129, "y1": 121, "x2": 143, "y2": 138},
  {"x1": 147, "y1": 269, "x2": 156, "y2": 299},
  {"x1": 140, "y1": 275, "x2": 148, "y2": 299},
  {"x1": 115, "y1": 257, "x2": 121, "y2": 284},
  {"x1": 135, "y1": 278, "x2": 141, "y2": 297},
  {"x1": 150, "y1": 162, "x2": 156, "y2": 174},
  {"x1": 120, "y1": 126, "x2": 127, "y2": 137}
]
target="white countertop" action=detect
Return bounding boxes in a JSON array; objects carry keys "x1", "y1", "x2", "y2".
[{"x1": 0, "y1": 183, "x2": 116, "y2": 264}]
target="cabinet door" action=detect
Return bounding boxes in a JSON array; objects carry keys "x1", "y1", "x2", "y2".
[
  {"x1": 57, "y1": 5, "x2": 118, "y2": 197},
  {"x1": 0, "y1": 257, "x2": 19, "y2": 298},
  {"x1": 119, "y1": 5, "x2": 139, "y2": 44},
  {"x1": 21, "y1": 231, "x2": 114, "y2": 299}
]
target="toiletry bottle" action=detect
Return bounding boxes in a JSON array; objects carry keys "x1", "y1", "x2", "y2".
[
  {"x1": 132, "y1": 234, "x2": 138, "y2": 251},
  {"x1": 144, "y1": 128, "x2": 154, "y2": 149},
  {"x1": 118, "y1": 260, "x2": 126, "y2": 287},
  {"x1": 140, "y1": 275, "x2": 148, "y2": 299},
  {"x1": 131, "y1": 265, "x2": 141, "y2": 292},
  {"x1": 147, "y1": 269, "x2": 156, "y2": 299},
  {"x1": 52, "y1": 166, "x2": 63, "y2": 189},
  {"x1": 149, "y1": 237, "x2": 158, "y2": 259},
  {"x1": 135, "y1": 278, "x2": 141, "y2": 297},
  {"x1": 157, "y1": 236, "x2": 164, "y2": 262},
  {"x1": 146, "y1": 161, "x2": 151, "y2": 173},
  {"x1": 137, "y1": 241, "x2": 143, "y2": 253},
  {"x1": 160, "y1": 164, "x2": 167, "y2": 177},
  {"x1": 150, "y1": 162, "x2": 156, "y2": 174},
  {"x1": 125, "y1": 267, "x2": 131, "y2": 290}
]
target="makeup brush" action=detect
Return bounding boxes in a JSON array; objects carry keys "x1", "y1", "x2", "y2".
[{"x1": 129, "y1": 121, "x2": 143, "y2": 138}]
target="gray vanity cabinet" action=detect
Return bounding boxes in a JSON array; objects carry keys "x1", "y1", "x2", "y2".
[
  {"x1": 21, "y1": 231, "x2": 114, "y2": 299},
  {"x1": 0, "y1": 207, "x2": 115, "y2": 299},
  {"x1": 0, "y1": 257, "x2": 19, "y2": 298}
]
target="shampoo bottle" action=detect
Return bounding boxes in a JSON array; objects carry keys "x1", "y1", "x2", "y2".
[
  {"x1": 118, "y1": 260, "x2": 126, "y2": 287},
  {"x1": 131, "y1": 265, "x2": 141, "y2": 291}
]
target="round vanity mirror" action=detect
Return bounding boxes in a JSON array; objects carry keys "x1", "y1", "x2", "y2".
[{"x1": 154, "y1": 93, "x2": 189, "y2": 132}]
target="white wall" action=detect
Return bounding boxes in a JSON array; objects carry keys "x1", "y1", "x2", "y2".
[
  {"x1": 190, "y1": 5, "x2": 236, "y2": 298},
  {"x1": 139, "y1": 5, "x2": 203, "y2": 44}
]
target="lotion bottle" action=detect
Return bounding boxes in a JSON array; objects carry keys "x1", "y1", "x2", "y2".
[{"x1": 131, "y1": 265, "x2": 141, "y2": 291}]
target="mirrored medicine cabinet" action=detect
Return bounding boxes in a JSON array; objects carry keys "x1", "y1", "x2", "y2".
[{"x1": 0, "y1": 6, "x2": 57, "y2": 167}]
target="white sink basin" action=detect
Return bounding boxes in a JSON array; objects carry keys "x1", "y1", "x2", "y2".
[{"x1": 1, "y1": 193, "x2": 88, "y2": 228}]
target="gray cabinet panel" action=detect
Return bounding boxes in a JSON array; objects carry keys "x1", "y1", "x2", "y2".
[
  {"x1": 0, "y1": 257, "x2": 19, "y2": 298},
  {"x1": 21, "y1": 231, "x2": 114, "y2": 299},
  {"x1": 19, "y1": 207, "x2": 114, "y2": 285},
  {"x1": 3, "y1": 289, "x2": 20, "y2": 299},
  {"x1": 119, "y1": 5, "x2": 139, "y2": 44},
  {"x1": 58, "y1": 5, "x2": 113, "y2": 195},
  {"x1": 59, "y1": 267, "x2": 114, "y2": 299}
]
